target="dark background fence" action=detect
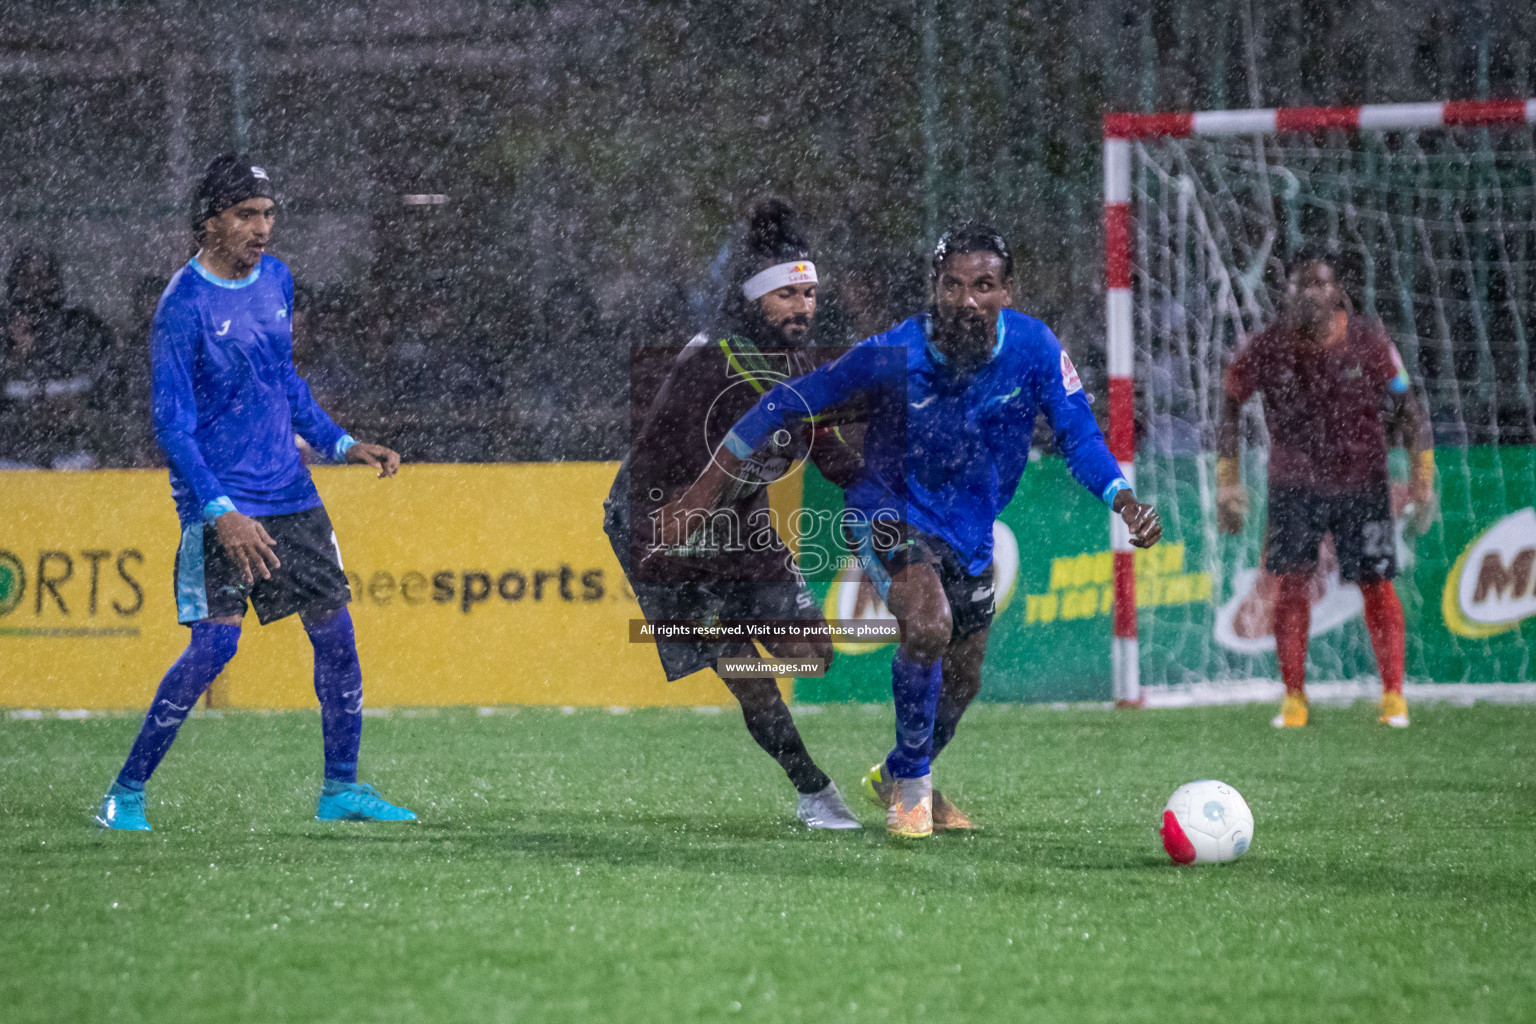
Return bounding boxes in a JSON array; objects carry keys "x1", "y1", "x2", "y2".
[{"x1": 1, "y1": 0, "x2": 1531, "y2": 465}]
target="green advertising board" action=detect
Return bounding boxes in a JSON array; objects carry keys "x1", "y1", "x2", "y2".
[{"x1": 795, "y1": 446, "x2": 1536, "y2": 703}]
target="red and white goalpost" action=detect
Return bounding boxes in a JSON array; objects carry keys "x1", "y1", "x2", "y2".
[{"x1": 1102, "y1": 99, "x2": 1536, "y2": 706}]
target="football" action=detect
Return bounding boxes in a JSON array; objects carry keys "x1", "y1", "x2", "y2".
[{"x1": 1161, "y1": 780, "x2": 1254, "y2": 864}]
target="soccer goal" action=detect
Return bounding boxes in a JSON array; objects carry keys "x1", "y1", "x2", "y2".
[{"x1": 1103, "y1": 100, "x2": 1536, "y2": 706}]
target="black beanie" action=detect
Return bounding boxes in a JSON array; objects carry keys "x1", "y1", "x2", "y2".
[{"x1": 192, "y1": 154, "x2": 274, "y2": 230}]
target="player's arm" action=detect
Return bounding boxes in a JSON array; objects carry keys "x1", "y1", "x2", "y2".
[
  {"x1": 1216, "y1": 344, "x2": 1259, "y2": 535},
  {"x1": 151, "y1": 306, "x2": 278, "y2": 583},
  {"x1": 278, "y1": 278, "x2": 399, "y2": 478},
  {"x1": 1384, "y1": 342, "x2": 1436, "y2": 533},
  {"x1": 1215, "y1": 391, "x2": 1246, "y2": 534},
  {"x1": 1036, "y1": 334, "x2": 1160, "y2": 548},
  {"x1": 654, "y1": 340, "x2": 887, "y2": 546}
]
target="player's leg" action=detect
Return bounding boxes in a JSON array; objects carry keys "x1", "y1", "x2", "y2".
[
  {"x1": 1361, "y1": 581, "x2": 1408, "y2": 725},
  {"x1": 721, "y1": 671, "x2": 828, "y2": 793},
  {"x1": 252, "y1": 508, "x2": 415, "y2": 822},
  {"x1": 1332, "y1": 490, "x2": 1408, "y2": 726},
  {"x1": 926, "y1": 625, "x2": 988, "y2": 831},
  {"x1": 730, "y1": 583, "x2": 860, "y2": 828},
  {"x1": 1265, "y1": 488, "x2": 1324, "y2": 727},
  {"x1": 839, "y1": 520, "x2": 949, "y2": 837},
  {"x1": 1272, "y1": 573, "x2": 1312, "y2": 717},
  {"x1": 877, "y1": 561, "x2": 951, "y2": 837},
  {"x1": 98, "y1": 521, "x2": 248, "y2": 830},
  {"x1": 929, "y1": 552, "x2": 997, "y2": 766},
  {"x1": 863, "y1": 625, "x2": 982, "y2": 815},
  {"x1": 302, "y1": 605, "x2": 360, "y2": 781},
  {"x1": 98, "y1": 616, "x2": 243, "y2": 830},
  {"x1": 300, "y1": 605, "x2": 412, "y2": 821},
  {"x1": 718, "y1": 668, "x2": 859, "y2": 829},
  {"x1": 864, "y1": 542, "x2": 990, "y2": 826},
  {"x1": 933, "y1": 629, "x2": 986, "y2": 762}
]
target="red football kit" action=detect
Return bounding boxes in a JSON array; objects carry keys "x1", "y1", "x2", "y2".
[{"x1": 1224, "y1": 310, "x2": 1408, "y2": 699}]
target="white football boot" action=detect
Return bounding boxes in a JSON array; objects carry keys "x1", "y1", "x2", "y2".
[{"x1": 796, "y1": 781, "x2": 863, "y2": 830}]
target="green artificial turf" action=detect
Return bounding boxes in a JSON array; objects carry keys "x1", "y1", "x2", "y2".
[{"x1": 2, "y1": 702, "x2": 1534, "y2": 1023}]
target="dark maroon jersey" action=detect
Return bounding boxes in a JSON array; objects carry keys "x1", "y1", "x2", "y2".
[
  {"x1": 1225, "y1": 312, "x2": 1403, "y2": 494},
  {"x1": 617, "y1": 333, "x2": 862, "y2": 583}
]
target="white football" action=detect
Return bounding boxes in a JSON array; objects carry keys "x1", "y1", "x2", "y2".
[{"x1": 1160, "y1": 780, "x2": 1253, "y2": 864}]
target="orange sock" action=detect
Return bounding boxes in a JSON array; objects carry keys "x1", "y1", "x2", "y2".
[
  {"x1": 1274, "y1": 573, "x2": 1312, "y2": 697},
  {"x1": 1360, "y1": 579, "x2": 1406, "y2": 695}
]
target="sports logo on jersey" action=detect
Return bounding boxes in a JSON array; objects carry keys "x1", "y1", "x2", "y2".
[
  {"x1": 277, "y1": 307, "x2": 287, "y2": 319},
  {"x1": 251, "y1": 166, "x2": 269, "y2": 180},
  {"x1": 1060, "y1": 351, "x2": 1083, "y2": 395},
  {"x1": 215, "y1": 320, "x2": 231, "y2": 336},
  {"x1": 984, "y1": 386, "x2": 1022, "y2": 410}
]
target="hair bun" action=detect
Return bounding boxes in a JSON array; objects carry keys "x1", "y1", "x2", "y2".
[{"x1": 746, "y1": 198, "x2": 807, "y2": 259}]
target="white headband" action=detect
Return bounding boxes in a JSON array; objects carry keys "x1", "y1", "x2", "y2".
[{"x1": 742, "y1": 260, "x2": 817, "y2": 301}]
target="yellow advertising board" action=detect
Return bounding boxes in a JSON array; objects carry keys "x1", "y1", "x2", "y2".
[{"x1": 0, "y1": 464, "x2": 758, "y2": 709}]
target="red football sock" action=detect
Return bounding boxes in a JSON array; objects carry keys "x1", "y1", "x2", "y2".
[
  {"x1": 1360, "y1": 579, "x2": 1406, "y2": 695},
  {"x1": 1274, "y1": 573, "x2": 1312, "y2": 697}
]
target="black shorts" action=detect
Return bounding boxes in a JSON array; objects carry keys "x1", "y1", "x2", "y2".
[
  {"x1": 1264, "y1": 486, "x2": 1396, "y2": 584},
  {"x1": 629, "y1": 579, "x2": 823, "y2": 682},
  {"x1": 848, "y1": 520, "x2": 995, "y2": 642},
  {"x1": 602, "y1": 473, "x2": 823, "y2": 681},
  {"x1": 174, "y1": 505, "x2": 352, "y2": 625}
]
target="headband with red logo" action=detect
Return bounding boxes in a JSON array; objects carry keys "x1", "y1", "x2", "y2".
[{"x1": 742, "y1": 261, "x2": 817, "y2": 301}]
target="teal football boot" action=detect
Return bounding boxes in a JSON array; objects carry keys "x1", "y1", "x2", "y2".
[
  {"x1": 96, "y1": 782, "x2": 151, "y2": 831},
  {"x1": 316, "y1": 780, "x2": 417, "y2": 822}
]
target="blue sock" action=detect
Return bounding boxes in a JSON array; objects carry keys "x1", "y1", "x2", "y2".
[
  {"x1": 886, "y1": 649, "x2": 943, "y2": 779},
  {"x1": 117, "y1": 622, "x2": 241, "y2": 788},
  {"x1": 306, "y1": 607, "x2": 363, "y2": 783},
  {"x1": 931, "y1": 680, "x2": 974, "y2": 761}
]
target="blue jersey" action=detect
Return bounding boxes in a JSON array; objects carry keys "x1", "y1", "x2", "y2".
[
  {"x1": 724, "y1": 310, "x2": 1130, "y2": 574},
  {"x1": 151, "y1": 255, "x2": 354, "y2": 526}
]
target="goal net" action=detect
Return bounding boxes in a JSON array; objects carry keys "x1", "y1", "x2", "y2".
[{"x1": 1104, "y1": 102, "x2": 1536, "y2": 702}]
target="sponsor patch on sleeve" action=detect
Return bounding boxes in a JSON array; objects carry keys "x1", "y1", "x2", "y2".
[{"x1": 1060, "y1": 351, "x2": 1083, "y2": 395}]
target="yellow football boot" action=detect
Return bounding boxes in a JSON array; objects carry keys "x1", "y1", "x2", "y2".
[
  {"x1": 886, "y1": 775, "x2": 933, "y2": 839},
  {"x1": 861, "y1": 762, "x2": 894, "y2": 808},
  {"x1": 1270, "y1": 692, "x2": 1308, "y2": 728},
  {"x1": 1379, "y1": 691, "x2": 1410, "y2": 728},
  {"x1": 866, "y1": 761, "x2": 975, "y2": 831}
]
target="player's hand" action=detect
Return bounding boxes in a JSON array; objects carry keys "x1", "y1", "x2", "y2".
[
  {"x1": 644, "y1": 451, "x2": 743, "y2": 556},
  {"x1": 1216, "y1": 485, "x2": 1248, "y2": 535},
  {"x1": 214, "y1": 510, "x2": 280, "y2": 584},
  {"x1": 1114, "y1": 493, "x2": 1163, "y2": 548},
  {"x1": 1406, "y1": 473, "x2": 1438, "y2": 537},
  {"x1": 346, "y1": 441, "x2": 401, "y2": 478}
]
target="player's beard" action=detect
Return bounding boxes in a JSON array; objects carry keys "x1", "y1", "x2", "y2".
[
  {"x1": 932, "y1": 305, "x2": 992, "y2": 372},
  {"x1": 746, "y1": 306, "x2": 813, "y2": 348},
  {"x1": 1281, "y1": 301, "x2": 1334, "y2": 342},
  {"x1": 772, "y1": 312, "x2": 813, "y2": 347}
]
